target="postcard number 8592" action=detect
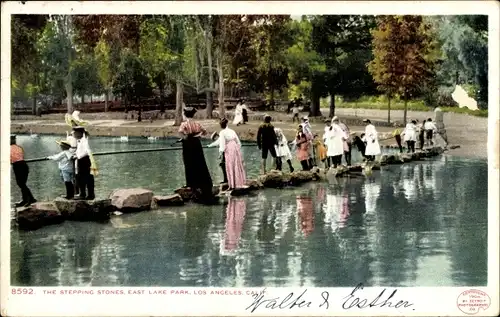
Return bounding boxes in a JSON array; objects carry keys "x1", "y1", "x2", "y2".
[{"x1": 11, "y1": 288, "x2": 34, "y2": 295}]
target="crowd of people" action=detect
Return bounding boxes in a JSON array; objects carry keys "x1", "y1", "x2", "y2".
[{"x1": 10, "y1": 104, "x2": 448, "y2": 207}]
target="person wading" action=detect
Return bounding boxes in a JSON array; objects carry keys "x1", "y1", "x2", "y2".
[
  {"x1": 47, "y1": 140, "x2": 75, "y2": 199},
  {"x1": 215, "y1": 118, "x2": 247, "y2": 190},
  {"x1": 178, "y1": 107, "x2": 215, "y2": 203},
  {"x1": 363, "y1": 119, "x2": 381, "y2": 161},
  {"x1": 402, "y1": 120, "x2": 418, "y2": 153},
  {"x1": 10, "y1": 135, "x2": 37, "y2": 207},
  {"x1": 257, "y1": 115, "x2": 279, "y2": 174},
  {"x1": 72, "y1": 126, "x2": 95, "y2": 200}
]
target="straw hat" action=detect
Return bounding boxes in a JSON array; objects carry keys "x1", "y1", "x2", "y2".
[
  {"x1": 65, "y1": 111, "x2": 88, "y2": 127},
  {"x1": 211, "y1": 131, "x2": 219, "y2": 141},
  {"x1": 56, "y1": 140, "x2": 72, "y2": 148}
]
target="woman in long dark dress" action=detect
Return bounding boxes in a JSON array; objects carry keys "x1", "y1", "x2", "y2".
[{"x1": 178, "y1": 107, "x2": 215, "y2": 203}]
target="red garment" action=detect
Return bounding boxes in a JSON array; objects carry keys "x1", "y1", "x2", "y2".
[
  {"x1": 10, "y1": 144, "x2": 24, "y2": 163},
  {"x1": 179, "y1": 119, "x2": 206, "y2": 135}
]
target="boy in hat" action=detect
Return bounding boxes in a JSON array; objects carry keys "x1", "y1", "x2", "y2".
[
  {"x1": 10, "y1": 134, "x2": 37, "y2": 207},
  {"x1": 47, "y1": 140, "x2": 75, "y2": 199},
  {"x1": 72, "y1": 126, "x2": 95, "y2": 200}
]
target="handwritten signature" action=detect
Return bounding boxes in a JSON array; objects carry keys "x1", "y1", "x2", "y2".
[{"x1": 245, "y1": 283, "x2": 414, "y2": 313}]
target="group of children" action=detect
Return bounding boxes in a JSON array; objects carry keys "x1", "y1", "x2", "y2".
[
  {"x1": 254, "y1": 114, "x2": 382, "y2": 174},
  {"x1": 392, "y1": 118, "x2": 440, "y2": 154},
  {"x1": 10, "y1": 111, "x2": 97, "y2": 207},
  {"x1": 45, "y1": 125, "x2": 96, "y2": 201}
]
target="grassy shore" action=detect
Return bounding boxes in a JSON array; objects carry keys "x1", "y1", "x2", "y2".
[{"x1": 319, "y1": 98, "x2": 489, "y2": 117}]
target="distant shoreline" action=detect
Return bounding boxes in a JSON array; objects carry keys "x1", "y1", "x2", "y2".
[{"x1": 10, "y1": 108, "x2": 487, "y2": 159}]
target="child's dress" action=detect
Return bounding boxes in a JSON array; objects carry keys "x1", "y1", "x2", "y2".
[{"x1": 313, "y1": 139, "x2": 327, "y2": 162}]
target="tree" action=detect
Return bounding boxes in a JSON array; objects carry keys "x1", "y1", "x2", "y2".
[
  {"x1": 312, "y1": 15, "x2": 376, "y2": 118},
  {"x1": 286, "y1": 18, "x2": 326, "y2": 116},
  {"x1": 251, "y1": 15, "x2": 293, "y2": 103},
  {"x1": 94, "y1": 38, "x2": 115, "y2": 111},
  {"x1": 72, "y1": 52, "x2": 102, "y2": 103},
  {"x1": 11, "y1": 15, "x2": 49, "y2": 114},
  {"x1": 37, "y1": 15, "x2": 78, "y2": 114},
  {"x1": 431, "y1": 16, "x2": 488, "y2": 109},
  {"x1": 113, "y1": 49, "x2": 153, "y2": 120},
  {"x1": 368, "y1": 15, "x2": 439, "y2": 123}
]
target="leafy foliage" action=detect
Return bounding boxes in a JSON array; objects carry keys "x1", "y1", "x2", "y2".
[{"x1": 368, "y1": 15, "x2": 440, "y2": 122}]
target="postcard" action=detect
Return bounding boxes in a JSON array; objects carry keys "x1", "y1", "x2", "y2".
[{"x1": 1, "y1": 1, "x2": 499, "y2": 316}]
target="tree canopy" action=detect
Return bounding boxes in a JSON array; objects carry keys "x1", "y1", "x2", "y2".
[{"x1": 11, "y1": 14, "x2": 490, "y2": 120}]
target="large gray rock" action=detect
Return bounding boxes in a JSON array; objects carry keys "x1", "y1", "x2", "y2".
[
  {"x1": 289, "y1": 171, "x2": 314, "y2": 186},
  {"x1": 109, "y1": 188, "x2": 154, "y2": 212},
  {"x1": 257, "y1": 171, "x2": 290, "y2": 188},
  {"x1": 16, "y1": 202, "x2": 64, "y2": 231},
  {"x1": 152, "y1": 194, "x2": 184, "y2": 208},
  {"x1": 54, "y1": 197, "x2": 112, "y2": 221}
]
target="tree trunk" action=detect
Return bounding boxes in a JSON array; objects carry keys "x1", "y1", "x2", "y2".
[
  {"x1": 329, "y1": 93, "x2": 335, "y2": 118},
  {"x1": 387, "y1": 95, "x2": 391, "y2": 124},
  {"x1": 81, "y1": 95, "x2": 85, "y2": 105},
  {"x1": 217, "y1": 56, "x2": 225, "y2": 119},
  {"x1": 65, "y1": 72, "x2": 73, "y2": 114},
  {"x1": 104, "y1": 90, "x2": 109, "y2": 112},
  {"x1": 159, "y1": 85, "x2": 165, "y2": 113},
  {"x1": 174, "y1": 80, "x2": 184, "y2": 126},
  {"x1": 310, "y1": 91, "x2": 322, "y2": 117},
  {"x1": 90, "y1": 95, "x2": 93, "y2": 103},
  {"x1": 403, "y1": 96, "x2": 408, "y2": 124},
  {"x1": 32, "y1": 97, "x2": 37, "y2": 116},
  {"x1": 205, "y1": 31, "x2": 214, "y2": 118}
]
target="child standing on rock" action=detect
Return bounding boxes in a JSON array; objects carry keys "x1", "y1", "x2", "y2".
[
  {"x1": 47, "y1": 140, "x2": 75, "y2": 199},
  {"x1": 72, "y1": 126, "x2": 95, "y2": 200}
]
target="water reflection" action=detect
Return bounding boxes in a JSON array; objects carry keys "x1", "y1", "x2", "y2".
[
  {"x1": 297, "y1": 196, "x2": 314, "y2": 237},
  {"x1": 10, "y1": 136, "x2": 489, "y2": 287},
  {"x1": 222, "y1": 198, "x2": 246, "y2": 254}
]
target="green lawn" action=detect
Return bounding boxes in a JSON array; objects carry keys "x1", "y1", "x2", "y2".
[{"x1": 319, "y1": 98, "x2": 488, "y2": 117}]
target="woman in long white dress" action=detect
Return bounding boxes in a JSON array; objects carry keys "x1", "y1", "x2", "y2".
[
  {"x1": 324, "y1": 117, "x2": 346, "y2": 168},
  {"x1": 363, "y1": 119, "x2": 381, "y2": 161},
  {"x1": 274, "y1": 127, "x2": 294, "y2": 172},
  {"x1": 232, "y1": 102, "x2": 244, "y2": 126},
  {"x1": 402, "y1": 120, "x2": 417, "y2": 153}
]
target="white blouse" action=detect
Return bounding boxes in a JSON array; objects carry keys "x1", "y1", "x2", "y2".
[
  {"x1": 75, "y1": 136, "x2": 92, "y2": 159},
  {"x1": 208, "y1": 128, "x2": 241, "y2": 153}
]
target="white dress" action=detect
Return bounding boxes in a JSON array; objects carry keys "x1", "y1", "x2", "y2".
[
  {"x1": 402, "y1": 123, "x2": 417, "y2": 142},
  {"x1": 324, "y1": 124, "x2": 345, "y2": 157},
  {"x1": 274, "y1": 128, "x2": 293, "y2": 160},
  {"x1": 232, "y1": 104, "x2": 244, "y2": 125},
  {"x1": 364, "y1": 124, "x2": 381, "y2": 156}
]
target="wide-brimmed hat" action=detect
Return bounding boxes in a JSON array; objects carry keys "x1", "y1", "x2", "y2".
[
  {"x1": 211, "y1": 131, "x2": 219, "y2": 141},
  {"x1": 324, "y1": 119, "x2": 331, "y2": 124},
  {"x1": 72, "y1": 125, "x2": 86, "y2": 132},
  {"x1": 302, "y1": 116, "x2": 309, "y2": 121},
  {"x1": 65, "y1": 111, "x2": 88, "y2": 127},
  {"x1": 362, "y1": 119, "x2": 371, "y2": 123},
  {"x1": 332, "y1": 116, "x2": 339, "y2": 122},
  {"x1": 56, "y1": 140, "x2": 72, "y2": 148}
]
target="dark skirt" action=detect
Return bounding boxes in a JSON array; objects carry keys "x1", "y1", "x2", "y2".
[{"x1": 182, "y1": 136, "x2": 214, "y2": 202}]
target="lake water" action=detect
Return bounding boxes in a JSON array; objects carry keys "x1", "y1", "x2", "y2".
[{"x1": 10, "y1": 135, "x2": 488, "y2": 287}]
